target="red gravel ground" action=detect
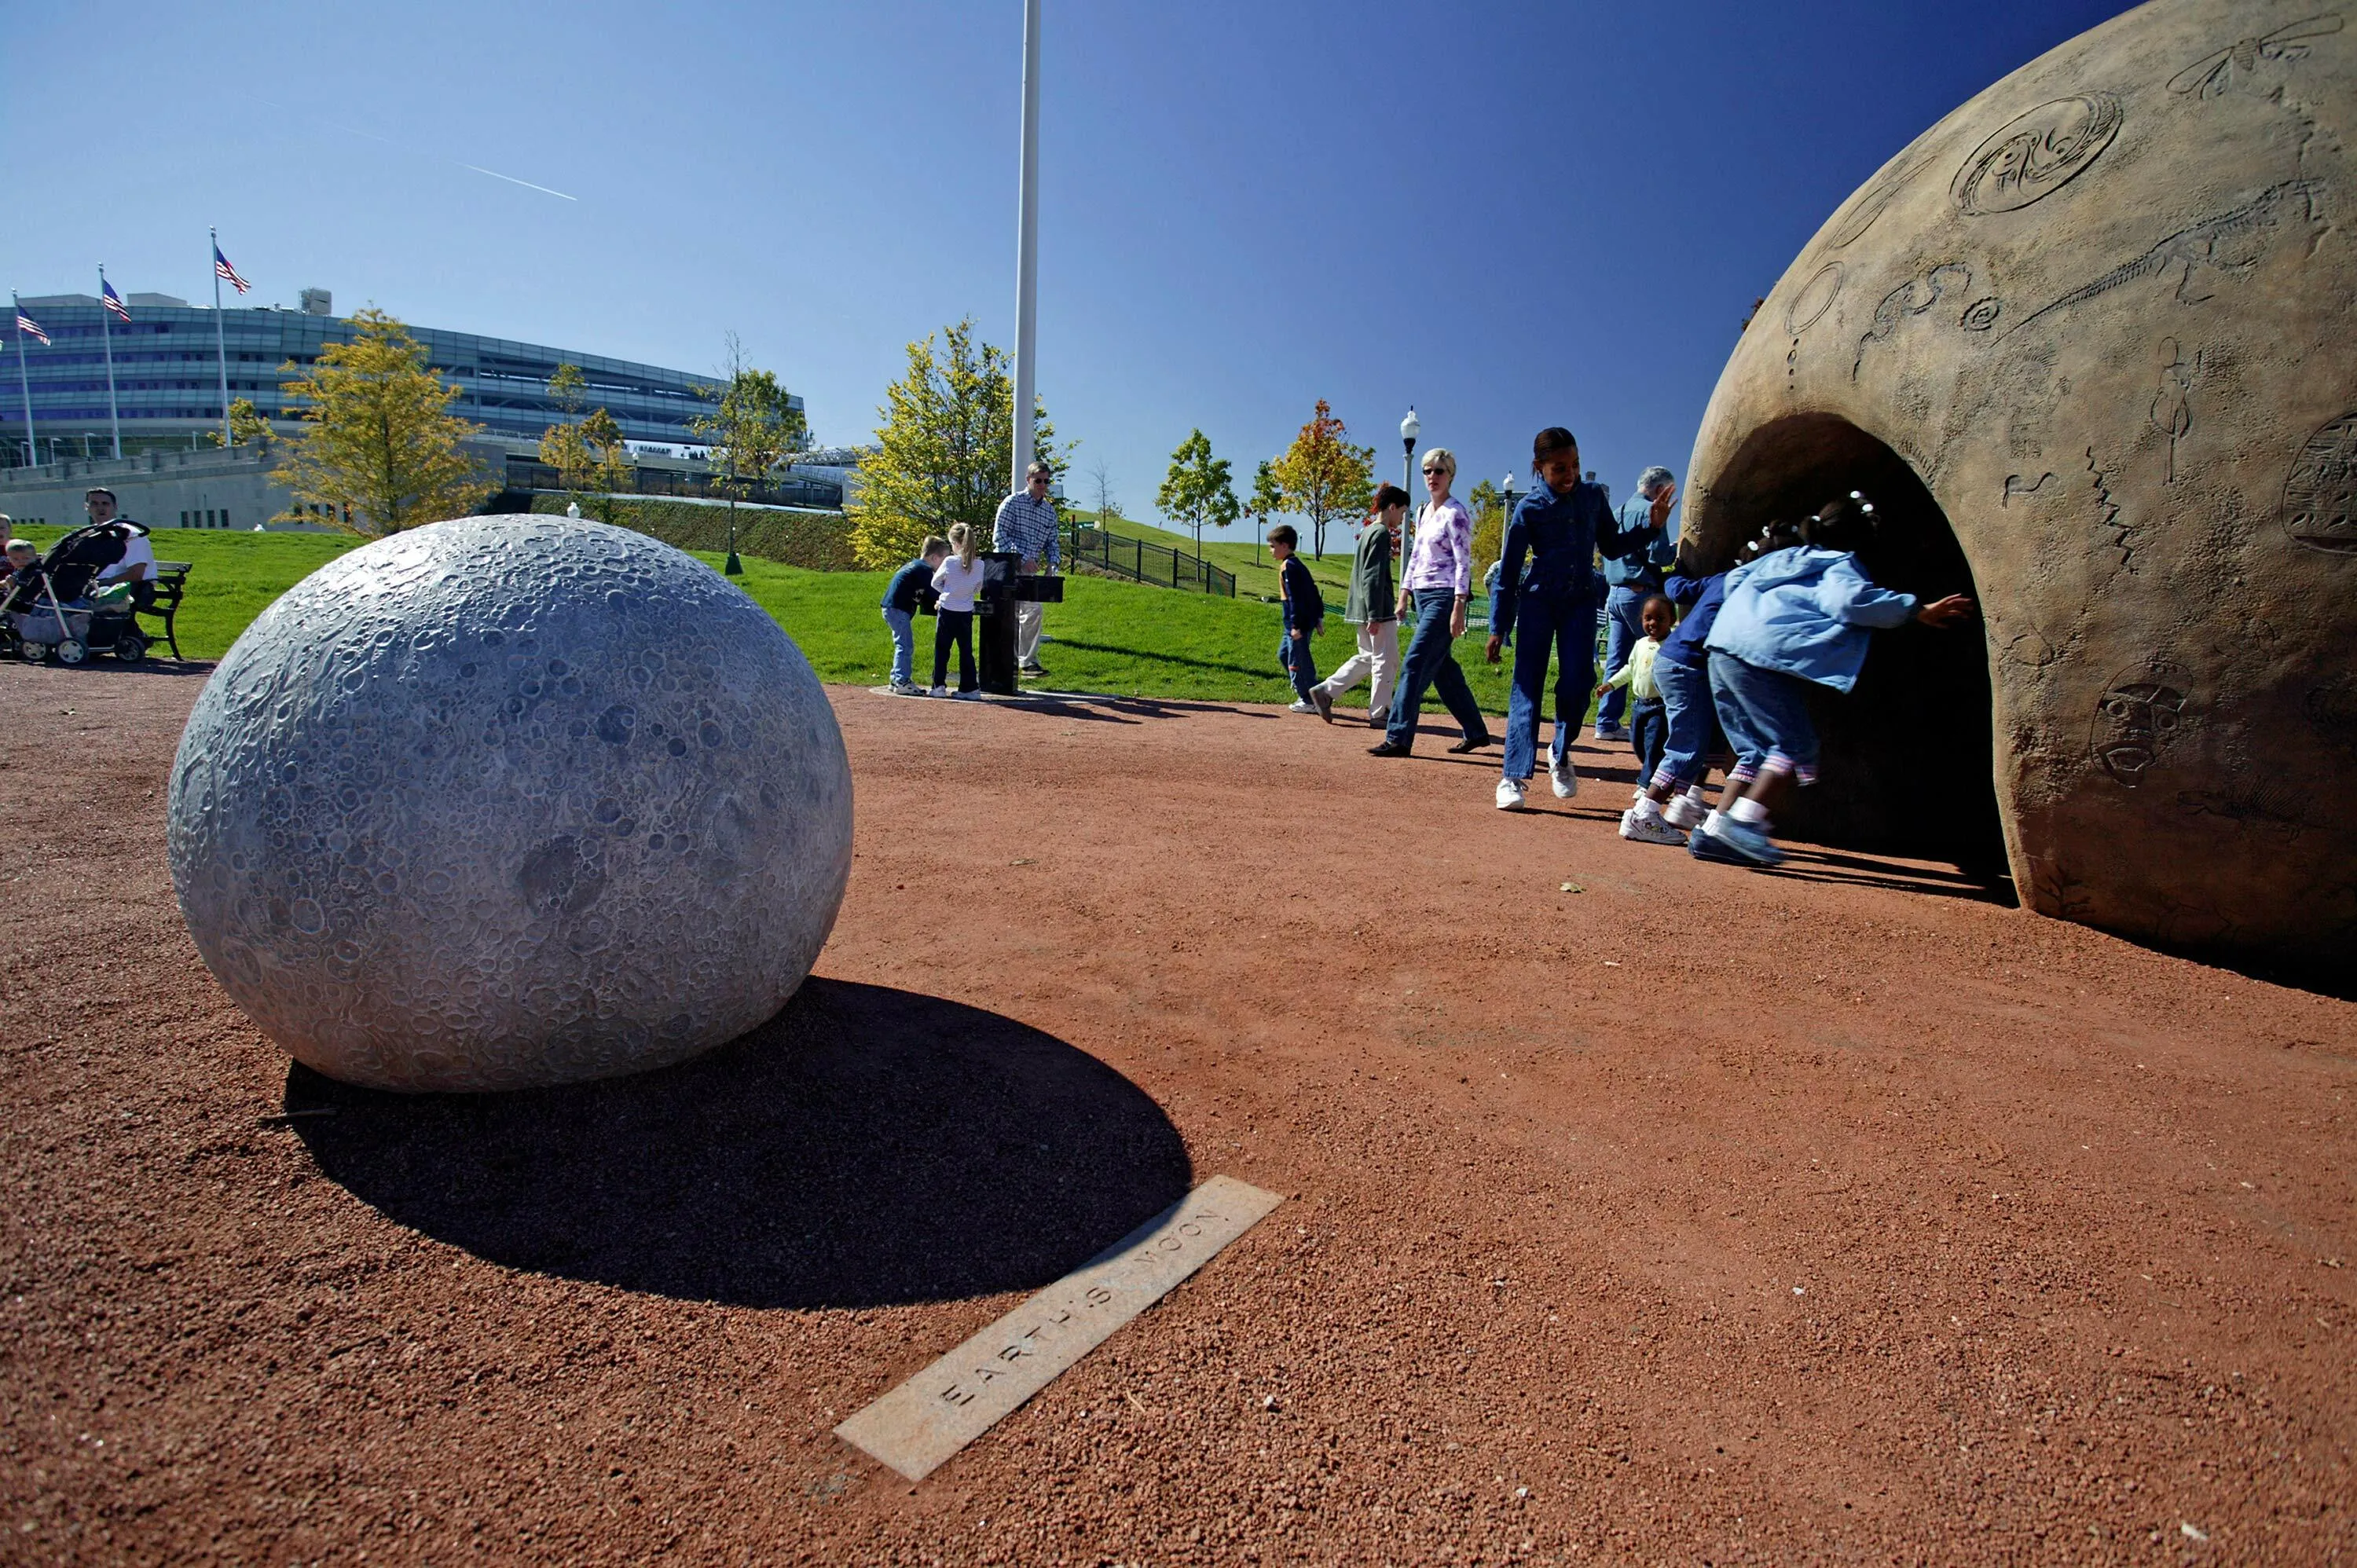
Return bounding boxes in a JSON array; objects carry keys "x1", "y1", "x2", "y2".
[{"x1": 4, "y1": 664, "x2": 2354, "y2": 1566}]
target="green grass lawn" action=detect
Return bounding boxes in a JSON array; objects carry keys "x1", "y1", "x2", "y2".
[{"x1": 13, "y1": 524, "x2": 1573, "y2": 718}]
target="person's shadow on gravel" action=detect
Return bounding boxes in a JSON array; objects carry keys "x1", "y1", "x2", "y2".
[{"x1": 288, "y1": 978, "x2": 1192, "y2": 1310}]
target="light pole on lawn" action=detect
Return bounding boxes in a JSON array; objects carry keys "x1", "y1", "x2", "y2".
[{"x1": 1398, "y1": 406, "x2": 1419, "y2": 495}]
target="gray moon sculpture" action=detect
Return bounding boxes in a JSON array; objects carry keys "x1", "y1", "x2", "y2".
[
  {"x1": 1681, "y1": 0, "x2": 2356, "y2": 979},
  {"x1": 167, "y1": 515, "x2": 853, "y2": 1092}
]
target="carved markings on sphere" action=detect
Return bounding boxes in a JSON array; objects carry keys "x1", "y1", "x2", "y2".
[
  {"x1": 2091, "y1": 666, "x2": 2189, "y2": 786},
  {"x1": 1784, "y1": 263, "x2": 1846, "y2": 335},
  {"x1": 1952, "y1": 94, "x2": 2123, "y2": 216},
  {"x1": 1852, "y1": 262, "x2": 1973, "y2": 381},
  {"x1": 2280, "y1": 412, "x2": 2357, "y2": 555},
  {"x1": 2169, "y1": 13, "x2": 2343, "y2": 100},
  {"x1": 2007, "y1": 180, "x2": 2325, "y2": 339}
]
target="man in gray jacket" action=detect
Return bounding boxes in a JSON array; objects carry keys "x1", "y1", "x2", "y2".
[{"x1": 1307, "y1": 482, "x2": 1409, "y2": 725}]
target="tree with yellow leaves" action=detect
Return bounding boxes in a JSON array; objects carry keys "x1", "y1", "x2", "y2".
[
  {"x1": 273, "y1": 310, "x2": 491, "y2": 534},
  {"x1": 1269, "y1": 399, "x2": 1373, "y2": 559},
  {"x1": 849, "y1": 318, "x2": 1058, "y2": 569}
]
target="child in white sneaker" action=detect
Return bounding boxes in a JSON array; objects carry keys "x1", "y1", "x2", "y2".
[
  {"x1": 1619, "y1": 520, "x2": 1799, "y2": 845},
  {"x1": 1596, "y1": 594, "x2": 1673, "y2": 830},
  {"x1": 1693, "y1": 493, "x2": 1974, "y2": 866}
]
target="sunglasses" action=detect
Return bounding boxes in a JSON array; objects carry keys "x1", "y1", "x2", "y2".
[{"x1": 1421, "y1": 467, "x2": 1446, "y2": 477}]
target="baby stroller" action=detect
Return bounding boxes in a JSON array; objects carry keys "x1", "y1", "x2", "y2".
[{"x1": 1, "y1": 522, "x2": 155, "y2": 665}]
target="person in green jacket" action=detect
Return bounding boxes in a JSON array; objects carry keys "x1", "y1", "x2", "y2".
[{"x1": 1307, "y1": 483, "x2": 1409, "y2": 726}]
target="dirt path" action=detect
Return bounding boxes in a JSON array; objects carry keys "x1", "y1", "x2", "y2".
[{"x1": 3, "y1": 665, "x2": 2352, "y2": 1565}]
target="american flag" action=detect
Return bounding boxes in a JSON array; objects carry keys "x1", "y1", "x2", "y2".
[
  {"x1": 102, "y1": 279, "x2": 131, "y2": 322},
  {"x1": 214, "y1": 244, "x2": 251, "y2": 295},
  {"x1": 13, "y1": 308, "x2": 48, "y2": 346}
]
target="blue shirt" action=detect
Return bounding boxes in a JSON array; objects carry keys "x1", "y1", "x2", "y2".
[
  {"x1": 1600, "y1": 494, "x2": 1677, "y2": 589},
  {"x1": 881, "y1": 556, "x2": 934, "y2": 612},
  {"x1": 1656, "y1": 570, "x2": 1725, "y2": 672},
  {"x1": 1704, "y1": 546, "x2": 1919, "y2": 692},
  {"x1": 992, "y1": 489, "x2": 1061, "y2": 568},
  {"x1": 1492, "y1": 478, "x2": 1635, "y2": 639}
]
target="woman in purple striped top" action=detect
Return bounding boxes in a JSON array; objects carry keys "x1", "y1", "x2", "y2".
[{"x1": 1367, "y1": 447, "x2": 1494, "y2": 758}]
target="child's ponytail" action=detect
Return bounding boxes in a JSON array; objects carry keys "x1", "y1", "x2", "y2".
[
  {"x1": 1802, "y1": 491, "x2": 1879, "y2": 553},
  {"x1": 951, "y1": 521, "x2": 977, "y2": 568}
]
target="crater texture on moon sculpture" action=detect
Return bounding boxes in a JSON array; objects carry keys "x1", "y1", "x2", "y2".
[
  {"x1": 1684, "y1": 0, "x2": 2357, "y2": 974},
  {"x1": 167, "y1": 516, "x2": 853, "y2": 1091}
]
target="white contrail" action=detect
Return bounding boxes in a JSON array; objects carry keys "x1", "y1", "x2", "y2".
[
  {"x1": 266, "y1": 102, "x2": 578, "y2": 202},
  {"x1": 457, "y1": 163, "x2": 578, "y2": 201}
]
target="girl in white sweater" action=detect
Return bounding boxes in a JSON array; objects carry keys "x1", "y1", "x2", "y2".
[{"x1": 929, "y1": 522, "x2": 987, "y2": 698}]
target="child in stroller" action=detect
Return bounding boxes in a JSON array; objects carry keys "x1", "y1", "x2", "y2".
[{"x1": 1, "y1": 522, "x2": 156, "y2": 665}]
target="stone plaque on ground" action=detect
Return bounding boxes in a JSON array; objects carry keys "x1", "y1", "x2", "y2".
[{"x1": 836, "y1": 1175, "x2": 1281, "y2": 1482}]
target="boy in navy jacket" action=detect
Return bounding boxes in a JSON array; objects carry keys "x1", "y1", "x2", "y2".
[
  {"x1": 880, "y1": 537, "x2": 950, "y2": 694},
  {"x1": 1270, "y1": 524, "x2": 1325, "y2": 712}
]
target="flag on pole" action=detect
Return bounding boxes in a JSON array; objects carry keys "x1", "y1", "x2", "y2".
[
  {"x1": 213, "y1": 244, "x2": 252, "y2": 295},
  {"x1": 13, "y1": 307, "x2": 48, "y2": 346},
  {"x1": 102, "y1": 279, "x2": 131, "y2": 322}
]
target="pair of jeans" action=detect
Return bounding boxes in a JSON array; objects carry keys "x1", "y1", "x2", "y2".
[
  {"x1": 1317, "y1": 619, "x2": 1399, "y2": 719},
  {"x1": 882, "y1": 606, "x2": 916, "y2": 686},
  {"x1": 1650, "y1": 655, "x2": 1716, "y2": 791},
  {"x1": 933, "y1": 609, "x2": 977, "y2": 691},
  {"x1": 1629, "y1": 697, "x2": 1668, "y2": 789},
  {"x1": 1501, "y1": 590, "x2": 1589, "y2": 782},
  {"x1": 1279, "y1": 611, "x2": 1319, "y2": 700},
  {"x1": 1385, "y1": 588, "x2": 1490, "y2": 750},
  {"x1": 1709, "y1": 653, "x2": 1820, "y2": 784},
  {"x1": 1596, "y1": 585, "x2": 1653, "y2": 730}
]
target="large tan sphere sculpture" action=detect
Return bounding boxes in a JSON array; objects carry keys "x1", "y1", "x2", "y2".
[
  {"x1": 167, "y1": 517, "x2": 854, "y2": 1092},
  {"x1": 1683, "y1": 0, "x2": 2355, "y2": 977}
]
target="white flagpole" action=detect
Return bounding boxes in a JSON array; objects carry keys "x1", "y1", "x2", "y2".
[
  {"x1": 11, "y1": 291, "x2": 36, "y2": 468},
  {"x1": 100, "y1": 264, "x2": 122, "y2": 460},
  {"x1": 211, "y1": 226, "x2": 231, "y2": 449},
  {"x1": 1010, "y1": 0, "x2": 1041, "y2": 491}
]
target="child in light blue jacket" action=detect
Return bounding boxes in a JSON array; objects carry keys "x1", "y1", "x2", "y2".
[{"x1": 1692, "y1": 493, "x2": 1974, "y2": 867}]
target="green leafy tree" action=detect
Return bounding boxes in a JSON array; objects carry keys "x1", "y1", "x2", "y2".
[
  {"x1": 1155, "y1": 430, "x2": 1238, "y2": 552},
  {"x1": 1270, "y1": 399, "x2": 1373, "y2": 559},
  {"x1": 1468, "y1": 477, "x2": 1505, "y2": 578},
  {"x1": 541, "y1": 363, "x2": 639, "y2": 520},
  {"x1": 207, "y1": 396, "x2": 274, "y2": 448},
  {"x1": 1248, "y1": 457, "x2": 1285, "y2": 562},
  {"x1": 849, "y1": 317, "x2": 1060, "y2": 568},
  {"x1": 271, "y1": 309, "x2": 492, "y2": 535},
  {"x1": 690, "y1": 339, "x2": 807, "y2": 500},
  {"x1": 548, "y1": 361, "x2": 588, "y2": 419},
  {"x1": 689, "y1": 337, "x2": 808, "y2": 572}
]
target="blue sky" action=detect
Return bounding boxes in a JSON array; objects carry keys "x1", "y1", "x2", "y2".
[{"x1": 10, "y1": 0, "x2": 2126, "y2": 541}]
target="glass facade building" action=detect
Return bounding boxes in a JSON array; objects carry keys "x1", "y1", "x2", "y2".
[{"x1": 0, "y1": 294, "x2": 768, "y2": 464}]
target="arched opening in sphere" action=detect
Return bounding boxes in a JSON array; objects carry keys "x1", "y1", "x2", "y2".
[{"x1": 1694, "y1": 413, "x2": 2010, "y2": 885}]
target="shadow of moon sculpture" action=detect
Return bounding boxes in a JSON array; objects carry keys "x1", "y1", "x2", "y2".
[
  {"x1": 288, "y1": 980, "x2": 1195, "y2": 1310},
  {"x1": 167, "y1": 515, "x2": 852, "y2": 1092},
  {"x1": 1680, "y1": 0, "x2": 2357, "y2": 983}
]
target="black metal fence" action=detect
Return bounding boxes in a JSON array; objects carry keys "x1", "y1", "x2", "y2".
[
  {"x1": 500, "y1": 456, "x2": 843, "y2": 510},
  {"x1": 1063, "y1": 523, "x2": 1235, "y2": 596}
]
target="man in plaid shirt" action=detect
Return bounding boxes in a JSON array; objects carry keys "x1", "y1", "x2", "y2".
[{"x1": 992, "y1": 460, "x2": 1061, "y2": 675}]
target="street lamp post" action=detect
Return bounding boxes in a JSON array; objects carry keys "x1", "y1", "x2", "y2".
[{"x1": 1398, "y1": 407, "x2": 1420, "y2": 495}]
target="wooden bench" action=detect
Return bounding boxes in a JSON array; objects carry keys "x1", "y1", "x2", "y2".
[{"x1": 141, "y1": 562, "x2": 192, "y2": 659}]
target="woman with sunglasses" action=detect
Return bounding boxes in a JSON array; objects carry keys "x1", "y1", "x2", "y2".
[{"x1": 1369, "y1": 447, "x2": 1494, "y2": 759}]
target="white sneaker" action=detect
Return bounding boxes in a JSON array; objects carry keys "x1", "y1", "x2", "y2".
[
  {"x1": 1495, "y1": 778, "x2": 1527, "y2": 811},
  {"x1": 1289, "y1": 698, "x2": 1316, "y2": 714},
  {"x1": 927, "y1": 685, "x2": 948, "y2": 698},
  {"x1": 1619, "y1": 805, "x2": 1688, "y2": 845},
  {"x1": 1549, "y1": 753, "x2": 1578, "y2": 799},
  {"x1": 1663, "y1": 793, "x2": 1706, "y2": 830}
]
